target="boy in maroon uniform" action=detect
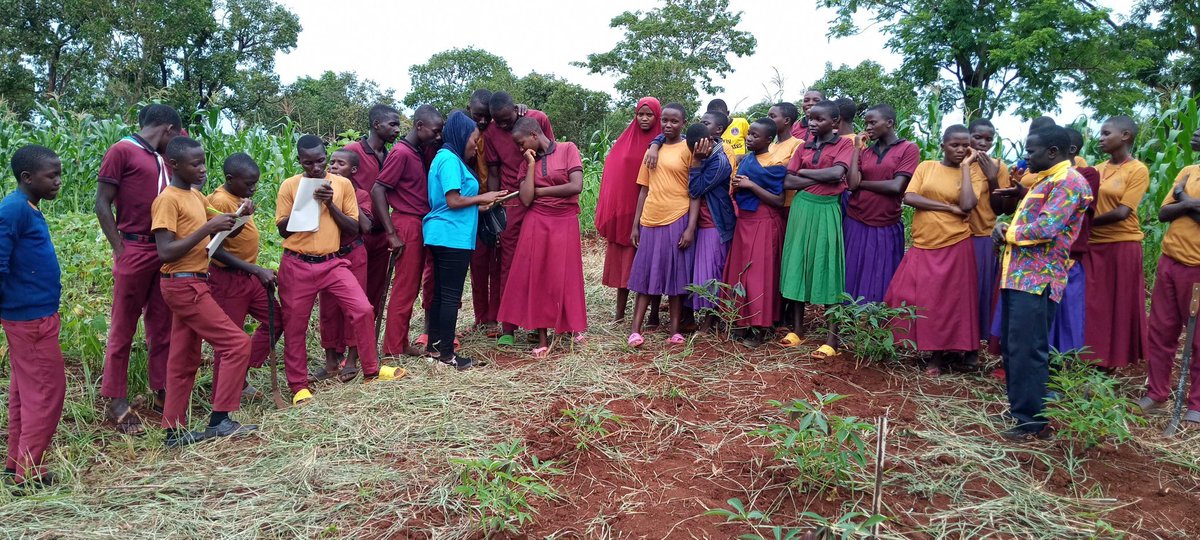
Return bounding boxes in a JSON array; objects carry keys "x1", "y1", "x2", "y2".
[{"x1": 340, "y1": 105, "x2": 402, "y2": 315}]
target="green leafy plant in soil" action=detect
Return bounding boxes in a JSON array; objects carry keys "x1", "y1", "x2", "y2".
[
  {"x1": 1042, "y1": 349, "x2": 1146, "y2": 450},
  {"x1": 686, "y1": 277, "x2": 747, "y2": 339},
  {"x1": 754, "y1": 393, "x2": 876, "y2": 493},
  {"x1": 450, "y1": 440, "x2": 562, "y2": 537},
  {"x1": 706, "y1": 497, "x2": 887, "y2": 540},
  {"x1": 823, "y1": 294, "x2": 918, "y2": 363},
  {"x1": 560, "y1": 403, "x2": 622, "y2": 450}
]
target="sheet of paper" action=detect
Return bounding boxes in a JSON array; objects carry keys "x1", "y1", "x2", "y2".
[
  {"x1": 206, "y1": 215, "x2": 253, "y2": 259},
  {"x1": 286, "y1": 177, "x2": 325, "y2": 233}
]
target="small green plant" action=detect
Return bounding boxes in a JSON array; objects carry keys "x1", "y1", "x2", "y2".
[
  {"x1": 450, "y1": 440, "x2": 562, "y2": 536},
  {"x1": 753, "y1": 393, "x2": 876, "y2": 492},
  {"x1": 1042, "y1": 350, "x2": 1146, "y2": 449},
  {"x1": 560, "y1": 404, "x2": 622, "y2": 450},
  {"x1": 823, "y1": 294, "x2": 918, "y2": 363},
  {"x1": 705, "y1": 498, "x2": 887, "y2": 540},
  {"x1": 686, "y1": 278, "x2": 747, "y2": 339}
]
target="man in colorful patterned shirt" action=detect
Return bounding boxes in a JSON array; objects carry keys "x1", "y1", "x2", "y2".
[{"x1": 993, "y1": 125, "x2": 1092, "y2": 442}]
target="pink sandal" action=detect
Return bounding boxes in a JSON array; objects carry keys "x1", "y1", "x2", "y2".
[
  {"x1": 627, "y1": 333, "x2": 645, "y2": 348},
  {"x1": 531, "y1": 346, "x2": 550, "y2": 359},
  {"x1": 667, "y1": 333, "x2": 686, "y2": 345}
]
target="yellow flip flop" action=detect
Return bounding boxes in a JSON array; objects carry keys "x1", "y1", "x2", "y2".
[
  {"x1": 811, "y1": 344, "x2": 839, "y2": 359},
  {"x1": 778, "y1": 332, "x2": 804, "y2": 348},
  {"x1": 292, "y1": 388, "x2": 313, "y2": 405},
  {"x1": 375, "y1": 365, "x2": 408, "y2": 381}
]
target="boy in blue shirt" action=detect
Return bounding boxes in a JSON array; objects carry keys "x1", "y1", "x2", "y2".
[{"x1": 1, "y1": 145, "x2": 65, "y2": 489}]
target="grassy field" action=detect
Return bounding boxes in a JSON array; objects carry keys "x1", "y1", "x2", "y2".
[{"x1": 1, "y1": 238, "x2": 1198, "y2": 539}]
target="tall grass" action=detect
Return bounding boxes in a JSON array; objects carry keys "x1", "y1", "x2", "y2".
[{"x1": 579, "y1": 128, "x2": 613, "y2": 235}]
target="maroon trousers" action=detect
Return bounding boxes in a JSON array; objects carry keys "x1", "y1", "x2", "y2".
[
  {"x1": 382, "y1": 214, "x2": 433, "y2": 354},
  {"x1": 279, "y1": 254, "x2": 379, "y2": 392},
  {"x1": 3, "y1": 314, "x2": 65, "y2": 482},
  {"x1": 470, "y1": 239, "x2": 502, "y2": 325},
  {"x1": 363, "y1": 232, "x2": 390, "y2": 317},
  {"x1": 1146, "y1": 255, "x2": 1200, "y2": 411},
  {"x1": 159, "y1": 278, "x2": 250, "y2": 429},
  {"x1": 208, "y1": 266, "x2": 280, "y2": 390},
  {"x1": 319, "y1": 243, "x2": 368, "y2": 351},
  {"x1": 102, "y1": 240, "x2": 170, "y2": 398},
  {"x1": 498, "y1": 203, "x2": 527, "y2": 334}
]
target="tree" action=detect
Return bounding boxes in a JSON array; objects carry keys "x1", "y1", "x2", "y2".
[
  {"x1": 256, "y1": 71, "x2": 399, "y2": 138},
  {"x1": 810, "y1": 61, "x2": 921, "y2": 118},
  {"x1": 404, "y1": 47, "x2": 517, "y2": 114},
  {"x1": 576, "y1": 0, "x2": 756, "y2": 111},
  {"x1": 1121, "y1": 1, "x2": 1200, "y2": 104},
  {"x1": 819, "y1": 0, "x2": 1144, "y2": 120},
  {"x1": 515, "y1": 73, "x2": 610, "y2": 143}
]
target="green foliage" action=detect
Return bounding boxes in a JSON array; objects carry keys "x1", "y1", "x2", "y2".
[
  {"x1": 823, "y1": 294, "x2": 917, "y2": 363},
  {"x1": 1042, "y1": 350, "x2": 1147, "y2": 449},
  {"x1": 450, "y1": 440, "x2": 562, "y2": 536},
  {"x1": 578, "y1": 129, "x2": 613, "y2": 234},
  {"x1": 252, "y1": 70, "x2": 401, "y2": 138},
  {"x1": 819, "y1": 0, "x2": 1142, "y2": 119},
  {"x1": 754, "y1": 394, "x2": 875, "y2": 492},
  {"x1": 706, "y1": 497, "x2": 887, "y2": 540},
  {"x1": 685, "y1": 278, "x2": 746, "y2": 339},
  {"x1": 1132, "y1": 93, "x2": 1200, "y2": 285},
  {"x1": 560, "y1": 404, "x2": 622, "y2": 450},
  {"x1": 403, "y1": 47, "x2": 518, "y2": 115},
  {"x1": 1125, "y1": 2, "x2": 1200, "y2": 101},
  {"x1": 516, "y1": 72, "x2": 610, "y2": 144},
  {"x1": 576, "y1": 0, "x2": 756, "y2": 110},
  {"x1": 810, "y1": 61, "x2": 921, "y2": 119}
]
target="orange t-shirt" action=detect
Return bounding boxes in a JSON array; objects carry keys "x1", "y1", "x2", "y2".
[
  {"x1": 966, "y1": 158, "x2": 1011, "y2": 236},
  {"x1": 770, "y1": 137, "x2": 804, "y2": 206},
  {"x1": 1161, "y1": 165, "x2": 1200, "y2": 266},
  {"x1": 274, "y1": 173, "x2": 360, "y2": 256},
  {"x1": 907, "y1": 161, "x2": 984, "y2": 249},
  {"x1": 1090, "y1": 159, "x2": 1149, "y2": 244},
  {"x1": 207, "y1": 186, "x2": 258, "y2": 266},
  {"x1": 636, "y1": 141, "x2": 692, "y2": 227},
  {"x1": 151, "y1": 185, "x2": 212, "y2": 274}
]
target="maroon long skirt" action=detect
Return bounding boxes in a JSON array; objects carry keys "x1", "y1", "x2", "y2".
[
  {"x1": 723, "y1": 207, "x2": 782, "y2": 328},
  {"x1": 884, "y1": 239, "x2": 979, "y2": 351},
  {"x1": 498, "y1": 207, "x2": 588, "y2": 333},
  {"x1": 1082, "y1": 241, "x2": 1147, "y2": 369},
  {"x1": 602, "y1": 241, "x2": 637, "y2": 289}
]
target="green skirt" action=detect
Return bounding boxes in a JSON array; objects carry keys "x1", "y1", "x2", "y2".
[{"x1": 780, "y1": 191, "x2": 845, "y2": 304}]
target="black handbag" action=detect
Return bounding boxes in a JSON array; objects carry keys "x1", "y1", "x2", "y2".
[{"x1": 479, "y1": 204, "x2": 507, "y2": 247}]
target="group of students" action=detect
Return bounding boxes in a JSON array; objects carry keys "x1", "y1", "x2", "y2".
[
  {"x1": 0, "y1": 92, "x2": 594, "y2": 487},
  {"x1": 594, "y1": 92, "x2": 1200, "y2": 439},
  {"x1": 4, "y1": 89, "x2": 1200, "y2": 487}
]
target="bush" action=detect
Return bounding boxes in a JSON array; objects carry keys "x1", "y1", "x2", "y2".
[
  {"x1": 754, "y1": 393, "x2": 876, "y2": 492},
  {"x1": 1041, "y1": 349, "x2": 1146, "y2": 449},
  {"x1": 823, "y1": 294, "x2": 918, "y2": 363},
  {"x1": 450, "y1": 440, "x2": 562, "y2": 536}
]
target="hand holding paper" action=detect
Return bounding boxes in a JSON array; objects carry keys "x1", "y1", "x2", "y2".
[{"x1": 286, "y1": 177, "x2": 326, "y2": 232}]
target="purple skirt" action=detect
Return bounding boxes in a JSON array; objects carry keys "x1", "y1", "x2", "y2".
[
  {"x1": 973, "y1": 236, "x2": 1000, "y2": 336},
  {"x1": 691, "y1": 227, "x2": 729, "y2": 310},
  {"x1": 628, "y1": 215, "x2": 696, "y2": 296},
  {"x1": 843, "y1": 217, "x2": 904, "y2": 303},
  {"x1": 989, "y1": 260, "x2": 1086, "y2": 353}
]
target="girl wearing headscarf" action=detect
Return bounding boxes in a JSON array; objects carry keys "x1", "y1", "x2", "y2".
[
  {"x1": 423, "y1": 110, "x2": 507, "y2": 370},
  {"x1": 596, "y1": 97, "x2": 662, "y2": 322}
]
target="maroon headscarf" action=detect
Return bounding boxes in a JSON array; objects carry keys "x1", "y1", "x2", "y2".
[{"x1": 595, "y1": 97, "x2": 662, "y2": 245}]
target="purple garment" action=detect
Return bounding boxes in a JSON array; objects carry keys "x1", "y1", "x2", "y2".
[
  {"x1": 991, "y1": 260, "x2": 1085, "y2": 353},
  {"x1": 691, "y1": 227, "x2": 730, "y2": 310},
  {"x1": 843, "y1": 216, "x2": 904, "y2": 303},
  {"x1": 973, "y1": 236, "x2": 999, "y2": 336},
  {"x1": 628, "y1": 215, "x2": 696, "y2": 296}
]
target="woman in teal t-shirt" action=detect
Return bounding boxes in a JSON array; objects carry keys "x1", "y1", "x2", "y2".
[{"x1": 424, "y1": 110, "x2": 507, "y2": 369}]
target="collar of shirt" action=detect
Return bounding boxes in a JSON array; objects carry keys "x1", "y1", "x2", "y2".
[
  {"x1": 803, "y1": 131, "x2": 839, "y2": 150},
  {"x1": 1033, "y1": 159, "x2": 1071, "y2": 184},
  {"x1": 360, "y1": 136, "x2": 388, "y2": 167}
]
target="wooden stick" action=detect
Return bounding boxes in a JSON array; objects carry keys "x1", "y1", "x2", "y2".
[{"x1": 871, "y1": 415, "x2": 889, "y2": 538}]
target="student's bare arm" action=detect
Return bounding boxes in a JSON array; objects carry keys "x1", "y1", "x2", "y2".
[
  {"x1": 959, "y1": 162, "x2": 979, "y2": 213},
  {"x1": 847, "y1": 146, "x2": 862, "y2": 190},
  {"x1": 446, "y1": 189, "x2": 505, "y2": 209},
  {"x1": 1159, "y1": 187, "x2": 1200, "y2": 222},
  {"x1": 782, "y1": 173, "x2": 816, "y2": 191},
  {"x1": 276, "y1": 218, "x2": 292, "y2": 239},
  {"x1": 212, "y1": 248, "x2": 276, "y2": 285},
  {"x1": 1092, "y1": 205, "x2": 1133, "y2": 226},
  {"x1": 854, "y1": 174, "x2": 912, "y2": 196},
  {"x1": 680, "y1": 198, "x2": 699, "y2": 249},
  {"x1": 630, "y1": 185, "x2": 649, "y2": 247},
  {"x1": 370, "y1": 184, "x2": 394, "y2": 235},
  {"x1": 795, "y1": 164, "x2": 847, "y2": 184},
  {"x1": 154, "y1": 214, "x2": 235, "y2": 263},
  {"x1": 487, "y1": 165, "x2": 502, "y2": 193},
  {"x1": 519, "y1": 155, "x2": 537, "y2": 207},
  {"x1": 904, "y1": 193, "x2": 966, "y2": 216},
  {"x1": 535, "y1": 171, "x2": 584, "y2": 199},
  {"x1": 95, "y1": 183, "x2": 123, "y2": 257}
]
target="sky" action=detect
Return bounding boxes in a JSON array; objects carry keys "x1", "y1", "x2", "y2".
[{"x1": 275, "y1": 0, "x2": 1136, "y2": 149}]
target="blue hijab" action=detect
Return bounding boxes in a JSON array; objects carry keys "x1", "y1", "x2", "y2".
[{"x1": 441, "y1": 110, "x2": 476, "y2": 161}]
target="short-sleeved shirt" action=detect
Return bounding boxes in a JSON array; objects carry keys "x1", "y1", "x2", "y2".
[
  {"x1": 274, "y1": 173, "x2": 360, "y2": 256},
  {"x1": 152, "y1": 185, "x2": 212, "y2": 274},
  {"x1": 1161, "y1": 165, "x2": 1200, "y2": 266},
  {"x1": 517, "y1": 141, "x2": 584, "y2": 213},
  {"x1": 98, "y1": 135, "x2": 170, "y2": 236},
  {"x1": 341, "y1": 139, "x2": 388, "y2": 192},
  {"x1": 484, "y1": 109, "x2": 555, "y2": 192},
  {"x1": 207, "y1": 186, "x2": 258, "y2": 266},
  {"x1": 787, "y1": 134, "x2": 855, "y2": 197},
  {"x1": 966, "y1": 158, "x2": 1012, "y2": 236},
  {"x1": 907, "y1": 161, "x2": 984, "y2": 249},
  {"x1": 424, "y1": 149, "x2": 481, "y2": 250},
  {"x1": 769, "y1": 137, "x2": 804, "y2": 207},
  {"x1": 1090, "y1": 159, "x2": 1149, "y2": 244},
  {"x1": 376, "y1": 139, "x2": 429, "y2": 217},
  {"x1": 846, "y1": 139, "x2": 920, "y2": 226},
  {"x1": 636, "y1": 140, "x2": 692, "y2": 227}
]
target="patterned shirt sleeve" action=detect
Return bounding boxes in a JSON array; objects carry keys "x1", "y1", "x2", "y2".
[{"x1": 1006, "y1": 178, "x2": 1089, "y2": 246}]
